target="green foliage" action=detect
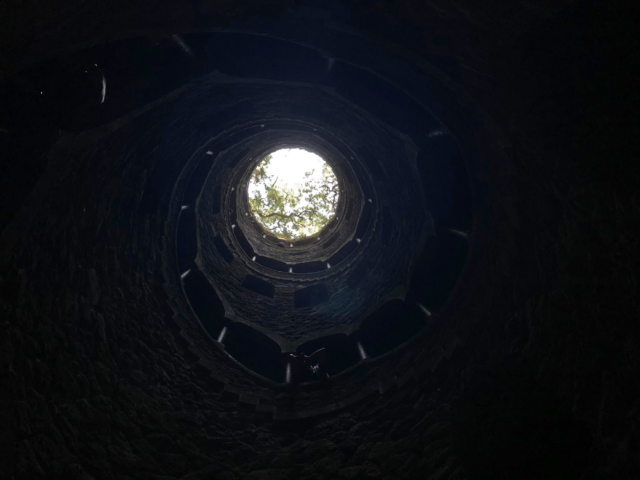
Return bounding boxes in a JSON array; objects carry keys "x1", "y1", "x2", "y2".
[{"x1": 248, "y1": 155, "x2": 339, "y2": 240}]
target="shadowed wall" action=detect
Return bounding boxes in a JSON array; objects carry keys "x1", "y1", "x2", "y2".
[{"x1": 0, "y1": 1, "x2": 637, "y2": 479}]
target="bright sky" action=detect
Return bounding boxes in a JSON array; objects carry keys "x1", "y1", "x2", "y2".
[
  {"x1": 248, "y1": 148, "x2": 337, "y2": 238},
  {"x1": 249, "y1": 148, "x2": 326, "y2": 192}
]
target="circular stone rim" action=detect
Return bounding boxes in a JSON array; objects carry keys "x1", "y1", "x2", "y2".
[{"x1": 226, "y1": 127, "x2": 368, "y2": 268}]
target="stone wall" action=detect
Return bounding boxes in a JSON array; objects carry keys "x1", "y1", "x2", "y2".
[{"x1": 1, "y1": 0, "x2": 638, "y2": 479}]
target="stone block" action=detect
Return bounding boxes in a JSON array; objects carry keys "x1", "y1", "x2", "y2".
[
  {"x1": 301, "y1": 439, "x2": 337, "y2": 463},
  {"x1": 429, "y1": 347, "x2": 445, "y2": 372},
  {"x1": 313, "y1": 451, "x2": 346, "y2": 475},
  {"x1": 243, "y1": 468, "x2": 292, "y2": 480},
  {"x1": 338, "y1": 465, "x2": 362, "y2": 479},
  {"x1": 378, "y1": 376, "x2": 397, "y2": 394},
  {"x1": 361, "y1": 462, "x2": 383, "y2": 479}
]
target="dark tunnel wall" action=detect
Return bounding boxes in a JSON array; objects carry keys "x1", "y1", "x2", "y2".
[{"x1": 1, "y1": 1, "x2": 639, "y2": 480}]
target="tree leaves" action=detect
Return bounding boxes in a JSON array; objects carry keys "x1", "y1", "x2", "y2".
[{"x1": 248, "y1": 156, "x2": 339, "y2": 240}]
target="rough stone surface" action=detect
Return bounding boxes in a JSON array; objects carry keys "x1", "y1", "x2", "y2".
[{"x1": 1, "y1": 1, "x2": 638, "y2": 480}]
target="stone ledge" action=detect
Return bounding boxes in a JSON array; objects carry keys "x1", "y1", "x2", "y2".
[
  {"x1": 223, "y1": 385, "x2": 245, "y2": 397},
  {"x1": 210, "y1": 372, "x2": 229, "y2": 385},
  {"x1": 167, "y1": 298, "x2": 181, "y2": 315},
  {"x1": 198, "y1": 358, "x2": 217, "y2": 370},
  {"x1": 273, "y1": 382, "x2": 379, "y2": 421},
  {"x1": 180, "y1": 329, "x2": 196, "y2": 345}
]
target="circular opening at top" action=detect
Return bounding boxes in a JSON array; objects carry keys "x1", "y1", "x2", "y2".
[{"x1": 248, "y1": 148, "x2": 340, "y2": 241}]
